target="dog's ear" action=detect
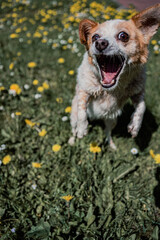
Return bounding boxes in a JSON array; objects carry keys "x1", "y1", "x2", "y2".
[
  {"x1": 132, "y1": 4, "x2": 160, "y2": 43},
  {"x1": 79, "y1": 19, "x2": 98, "y2": 47}
]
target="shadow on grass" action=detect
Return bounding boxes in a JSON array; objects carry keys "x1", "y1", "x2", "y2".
[
  {"x1": 90, "y1": 103, "x2": 158, "y2": 151},
  {"x1": 153, "y1": 167, "x2": 160, "y2": 209},
  {"x1": 113, "y1": 103, "x2": 158, "y2": 151}
]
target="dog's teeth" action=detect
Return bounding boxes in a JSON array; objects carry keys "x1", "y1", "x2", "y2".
[{"x1": 111, "y1": 79, "x2": 115, "y2": 84}]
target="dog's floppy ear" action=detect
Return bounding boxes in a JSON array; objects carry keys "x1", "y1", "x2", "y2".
[
  {"x1": 79, "y1": 19, "x2": 98, "y2": 47},
  {"x1": 132, "y1": 4, "x2": 160, "y2": 43}
]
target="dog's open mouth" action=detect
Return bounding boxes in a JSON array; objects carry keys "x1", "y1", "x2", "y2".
[{"x1": 96, "y1": 55, "x2": 125, "y2": 89}]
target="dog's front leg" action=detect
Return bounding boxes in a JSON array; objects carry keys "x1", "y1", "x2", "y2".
[
  {"x1": 77, "y1": 89, "x2": 89, "y2": 139},
  {"x1": 104, "y1": 118, "x2": 117, "y2": 150},
  {"x1": 128, "y1": 92, "x2": 146, "y2": 138}
]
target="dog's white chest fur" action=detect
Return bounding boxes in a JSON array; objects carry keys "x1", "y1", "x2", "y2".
[{"x1": 87, "y1": 93, "x2": 122, "y2": 120}]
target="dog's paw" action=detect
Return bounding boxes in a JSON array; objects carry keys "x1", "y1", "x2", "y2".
[
  {"x1": 77, "y1": 120, "x2": 88, "y2": 139},
  {"x1": 128, "y1": 121, "x2": 140, "y2": 138},
  {"x1": 68, "y1": 136, "x2": 75, "y2": 146},
  {"x1": 109, "y1": 139, "x2": 117, "y2": 150},
  {"x1": 77, "y1": 128, "x2": 88, "y2": 139},
  {"x1": 105, "y1": 137, "x2": 117, "y2": 150}
]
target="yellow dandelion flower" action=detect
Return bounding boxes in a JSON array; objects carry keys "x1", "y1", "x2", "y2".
[
  {"x1": 41, "y1": 18, "x2": 47, "y2": 23},
  {"x1": 45, "y1": 14, "x2": 51, "y2": 19},
  {"x1": 33, "y1": 79, "x2": 39, "y2": 85},
  {"x1": 154, "y1": 50, "x2": 159, "y2": 55},
  {"x1": 151, "y1": 40, "x2": 157, "y2": 45},
  {"x1": 64, "y1": 23, "x2": 70, "y2": 29},
  {"x1": 26, "y1": 32, "x2": 31, "y2": 38},
  {"x1": 90, "y1": 142, "x2": 101, "y2": 153},
  {"x1": 68, "y1": 16, "x2": 74, "y2": 22},
  {"x1": 15, "y1": 112, "x2": 21, "y2": 116},
  {"x1": 43, "y1": 31, "x2": 48, "y2": 36},
  {"x1": 39, "y1": 129, "x2": 47, "y2": 137},
  {"x1": 154, "y1": 154, "x2": 160, "y2": 164},
  {"x1": 56, "y1": 97, "x2": 63, "y2": 103},
  {"x1": 42, "y1": 82, "x2": 49, "y2": 89},
  {"x1": 38, "y1": 25, "x2": 44, "y2": 30},
  {"x1": 9, "y1": 62, "x2": 14, "y2": 70},
  {"x1": 15, "y1": 28, "x2": 21, "y2": 33},
  {"x1": 12, "y1": 13, "x2": 18, "y2": 18},
  {"x1": 58, "y1": 58, "x2": 65, "y2": 64},
  {"x1": 104, "y1": 14, "x2": 110, "y2": 20},
  {"x1": 68, "y1": 70, "x2": 74, "y2": 75},
  {"x1": 47, "y1": 9, "x2": 53, "y2": 14},
  {"x1": 52, "y1": 43, "x2": 58, "y2": 48},
  {"x1": 37, "y1": 86, "x2": 44, "y2": 92},
  {"x1": 10, "y1": 33, "x2": 19, "y2": 39},
  {"x1": 27, "y1": 40, "x2": 32, "y2": 44},
  {"x1": 61, "y1": 195, "x2": 74, "y2": 202},
  {"x1": 65, "y1": 106, "x2": 72, "y2": 113},
  {"x1": 62, "y1": 45, "x2": 67, "y2": 50},
  {"x1": 2, "y1": 155, "x2": 11, "y2": 165},
  {"x1": 28, "y1": 62, "x2": 37, "y2": 68},
  {"x1": 10, "y1": 84, "x2": 21, "y2": 94},
  {"x1": 0, "y1": 86, "x2": 5, "y2": 91},
  {"x1": 29, "y1": 19, "x2": 35, "y2": 25},
  {"x1": 17, "y1": 52, "x2": 21, "y2": 56},
  {"x1": 52, "y1": 144, "x2": 61, "y2": 152},
  {"x1": 115, "y1": 15, "x2": 123, "y2": 19},
  {"x1": 149, "y1": 149, "x2": 155, "y2": 158},
  {"x1": 33, "y1": 32, "x2": 42, "y2": 38},
  {"x1": 150, "y1": 149, "x2": 160, "y2": 164},
  {"x1": 25, "y1": 119, "x2": 36, "y2": 127},
  {"x1": 41, "y1": 38, "x2": 47, "y2": 43},
  {"x1": 68, "y1": 38, "x2": 73, "y2": 43},
  {"x1": 32, "y1": 162, "x2": 42, "y2": 168},
  {"x1": 75, "y1": 18, "x2": 81, "y2": 23}
]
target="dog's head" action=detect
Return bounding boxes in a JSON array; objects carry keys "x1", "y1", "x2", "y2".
[{"x1": 79, "y1": 4, "x2": 160, "y2": 90}]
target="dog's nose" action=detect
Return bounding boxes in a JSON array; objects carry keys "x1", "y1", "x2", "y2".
[{"x1": 95, "y1": 39, "x2": 109, "y2": 52}]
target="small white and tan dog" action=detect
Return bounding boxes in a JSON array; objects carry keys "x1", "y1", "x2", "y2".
[{"x1": 69, "y1": 4, "x2": 160, "y2": 149}]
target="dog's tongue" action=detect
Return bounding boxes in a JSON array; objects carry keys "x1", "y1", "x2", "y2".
[
  {"x1": 102, "y1": 71, "x2": 117, "y2": 84},
  {"x1": 101, "y1": 61, "x2": 120, "y2": 84}
]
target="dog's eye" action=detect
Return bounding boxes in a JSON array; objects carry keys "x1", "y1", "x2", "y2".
[
  {"x1": 92, "y1": 34, "x2": 100, "y2": 42},
  {"x1": 117, "y1": 32, "x2": 129, "y2": 42}
]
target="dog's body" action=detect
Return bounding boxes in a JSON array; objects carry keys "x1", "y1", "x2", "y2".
[{"x1": 69, "y1": 4, "x2": 160, "y2": 148}]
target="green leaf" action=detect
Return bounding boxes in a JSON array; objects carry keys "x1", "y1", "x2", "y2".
[
  {"x1": 0, "y1": 208, "x2": 5, "y2": 217},
  {"x1": 129, "y1": 234, "x2": 136, "y2": 240},
  {"x1": 152, "y1": 226, "x2": 159, "y2": 240},
  {"x1": 27, "y1": 218, "x2": 50, "y2": 239},
  {"x1": 69, "y1": 221, "x2": 78, "y2": 226},
  {"x1": 1, "y1": 129, "x2": 10, "y2": 139},
  {"x1": 85, "y1": 204, "x2": 95, "y2": 227}
]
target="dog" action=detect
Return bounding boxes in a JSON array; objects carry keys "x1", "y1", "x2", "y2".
[{"x1": 69, "y1": 4, "x2": 160, "y2": 149}]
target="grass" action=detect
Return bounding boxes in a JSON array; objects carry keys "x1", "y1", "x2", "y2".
[{"x1": 0, "y1": 0, "x2": 160, "y2": 239}]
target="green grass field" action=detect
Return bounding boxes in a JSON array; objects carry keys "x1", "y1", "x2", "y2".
[{"x1": 0, "y1": 0, "x2": 160, "y2": 239}]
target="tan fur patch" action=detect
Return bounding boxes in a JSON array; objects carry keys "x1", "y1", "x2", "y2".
[
  {"x1": 116, "y1": 20, "x2": 148, "y2": 64},
  {"x1": 88, "y1": 56, "x2": 93, "y2": 65},
  {"x1": 132, "y1": 4, "x2": 160, "y2": 43},
  {"x1": 78, "y1": 90, "x2": 88, "y2": 110},
  {"x1": 86, "y1": 24, "x2": 99, "y2": 50},
  {"x1": 79, "y1": 19, "x2": 98, "y2": 50}
]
